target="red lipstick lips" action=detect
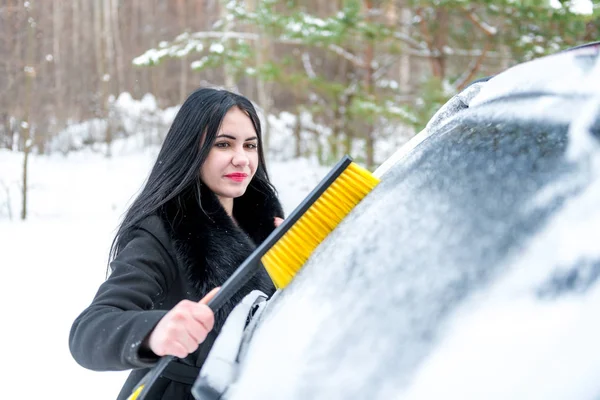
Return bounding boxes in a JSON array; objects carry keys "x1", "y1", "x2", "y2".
[{"x1": 225, "y1": 173, "x2": 248, "y2": 182}]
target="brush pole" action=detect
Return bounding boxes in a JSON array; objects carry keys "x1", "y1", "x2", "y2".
[{"x1": 207, "y1": 258, "x2": 262, "y2": 312}]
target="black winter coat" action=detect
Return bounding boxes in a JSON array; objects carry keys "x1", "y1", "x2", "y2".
[{"x1": 69, "y1": 183, "x2": 283, "y2": 400}]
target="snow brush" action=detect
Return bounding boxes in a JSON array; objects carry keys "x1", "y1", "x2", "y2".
[{"x1": 129, "y1": 154, "x2": 380, "y2": 400}]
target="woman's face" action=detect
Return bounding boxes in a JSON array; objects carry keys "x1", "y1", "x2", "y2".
[{"x1": 200, "y1": 106, "x2": 259, "y2": 204}]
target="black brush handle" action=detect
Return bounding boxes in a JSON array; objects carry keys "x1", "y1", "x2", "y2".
[{"x1": 206, "y1": 258, "x2": 262, "y2": 312}]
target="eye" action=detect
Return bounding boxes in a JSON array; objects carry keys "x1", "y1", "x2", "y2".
[
  {"x1": 245, "y1": 142, "x2": 258, "y2": 150},
  {"x1": 215, "y1": 142, "x2": 230, "y2": 148}
]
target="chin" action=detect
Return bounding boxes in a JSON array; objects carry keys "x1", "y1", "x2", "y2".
[{"x1": 219, "y1": 187, "x2": 249, "y2": 199}]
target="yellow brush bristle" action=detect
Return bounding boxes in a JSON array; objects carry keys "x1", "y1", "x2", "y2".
[{"x1": 261, "y1": 162, "x2": 380, "y2": 289}]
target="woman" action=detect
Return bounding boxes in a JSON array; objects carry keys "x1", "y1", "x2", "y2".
[{"x1": 69, "y1": 88, "x2": 284, "y2": 399}]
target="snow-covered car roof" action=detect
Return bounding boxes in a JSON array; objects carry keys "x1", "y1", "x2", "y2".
[
  {"x1": 202, "y1": 43, "x2": 600, "y2": 400},
  {"x1": 473, "y1": 42, "x2": 600, "y2": 107}
]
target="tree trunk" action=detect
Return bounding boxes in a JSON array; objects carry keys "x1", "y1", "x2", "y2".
[
  {"x1": 53, "y1": 0, "x2": 63, "y2": 125},
  {"x1": 72, "y1": 0, "x2": 82, "y2": 120},
  {"x1": 34, "y1": 1, "x2": 49, "y2": 154},
  {"x1": 364, "y1": 0, "x2": 375, "y2": 170},
  {"x1": 177, "y1": 0, "x2": 189, "y2": 103},
  {"x1": 399, "y1": 6, "x2": 411, "y2": 94},
  {"x1": 1, "y1": 113, "x2": 12, "y2": 150},
  {"x1": 343, "y1": 130, "x2": 353, "y2": 158},
  {"x1": 256, "y1": 46, "x2": 272, "y2": 149},
  {"x1": 21, "y1": 2, "x2": 36, "y2": 220},
  {"x1": 0, "y1": 181, "x2": 13, "y2": 220},
  {"x1": 93, "y1": 0, "x2": 103, "y2": 109},
  {"x1": 293, "y1": 113, "x2": 302, "y2": 158},
  {"x1": 219, "y1": 0, "x2": 235, "y2": 90},
  {"x1": 150, "y1": 0, "x2": 165, "y2": 107},
  {"x1": 343, "y1": 93, "x2": 354, "y2": 158},
  {"x1": 432, "y1": 8, "x2": 448, "y2": 79},
  {"x1": 22, "y1": 145, "x2": 30, "y2": 220},
  {"x1": 329, "y1": 103, "x2": 341, "y2": 162},
  {"x1": 93, "y1": 0, "x2": 111, "y2": 156},
  {"x1": 103, "y1": 0, "x2": 114, "y2": 156},
  {"x1": 331, "y1": 58, "x2": 349, "y2": 161},
  {"x1": 111, "y1": 0, "x2": 124, "y2": 95},
  {"x1": 131, "y1": 0, "x2": 143, "y2": 97}
]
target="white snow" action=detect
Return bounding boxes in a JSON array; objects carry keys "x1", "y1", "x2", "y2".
[
  {"x1": 132, "y1": 48, "x2": 169, "y2": 66},
  {"x1": 566, "y1": 55, "x2": 600, "y2": 162},
  {"x1": 209, "y1": 43, "x2": 225, "y2": 54},
  {"x1": 471, "y1": 48, "x2": 598, "y2": 109},
  {"x1": 551, "y1": 0, "x2": 594, "y2": 14},
  {"x1": 191, "y1": 57, "x2": 209, "y2": 70}
]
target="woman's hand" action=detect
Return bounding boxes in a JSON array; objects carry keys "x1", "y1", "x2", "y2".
[
  {"x1": 274, "y1": 217, "x2": 284, "y2": 228},
  {"x1": 145, "y1": 287, "x2": 219, "y2": 358}
]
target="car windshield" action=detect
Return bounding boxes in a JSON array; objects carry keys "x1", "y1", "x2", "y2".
[{"x1": 226, "y1": 95, "x2": 600, "y2": 399}]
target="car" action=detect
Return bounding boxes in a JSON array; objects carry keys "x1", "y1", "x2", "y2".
[{"x1": 191, "y1": 42, "x2": 600, "y2": 400}]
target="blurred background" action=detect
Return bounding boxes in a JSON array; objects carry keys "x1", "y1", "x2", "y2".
[
  {"x1": 1, "y1": 1, "x2": 598, "y2": 184},
  {"x1": 0, "y1": 1, "x2": 598, "y2": 398}
]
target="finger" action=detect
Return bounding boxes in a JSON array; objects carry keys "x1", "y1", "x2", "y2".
[
  {"x1": 169, "y1": 326, "x2": 198, "y2": 354},
  {"x1": 162, "y1": 311, "x2": 199, "y2": 349},
  {"x1": 182, "y1": 319, "x2": 208, "y2": 345},
  {"x1": 199, "y1": 287, "x2": 220, "y2": 305},
  {"x1": 167, "y1": 341, "x2": 190, "y2": 359},
  {"x1": 186, "y1": 321, "x2": 211, "y2": 347},
  {"x1": 191, "y1": 303, "x2": 215, "y2": 332}
]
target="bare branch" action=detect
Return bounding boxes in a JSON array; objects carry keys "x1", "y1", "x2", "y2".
[
  {"x1": 462, "y1": 8, "x2": 498, "y2": 37},
  {"x1": 325, "y1": 43, "x2": 366, "y2": 69},
  {"x1": 392, "y1": 31, "x2": 429, "y2": 51},
  {"x1": 406, "y1": 47, "x2": 504, "y2": 59},
  {"x1": 373, "y1": 54, "x2": 403, "y2": 80},
  {"x1": 415, "y1": 8, "x2": 434, "y2": 52},
  {"x1": 0, "y1": 180, "x2": 13, "y2": 221},
  {"x1": 180, "y1": 31, "x2": 368, "y2": 68},
  {"x1": 301, "y1": 52, "x2": 317, "y2": 79},
  {"x1": 454, "y1": 40, "x2": 492, "y2": 91}
]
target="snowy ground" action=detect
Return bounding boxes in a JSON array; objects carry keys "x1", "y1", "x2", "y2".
[{"x1": 0, "y1": 140, "x2": 329, "y2": 399}]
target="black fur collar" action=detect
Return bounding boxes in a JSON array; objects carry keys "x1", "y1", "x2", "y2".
[{"x1": 159, "y1": 180, "x2": 284, "y2": 328}]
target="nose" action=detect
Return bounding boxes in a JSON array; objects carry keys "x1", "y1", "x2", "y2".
[{"x1": 231, "y1": 147, "x2": 250, "y2": 167}]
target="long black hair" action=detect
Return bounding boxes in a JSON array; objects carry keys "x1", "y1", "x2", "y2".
[{"x1": 108, "y1": 87, "x2": 276, "y2": 266}]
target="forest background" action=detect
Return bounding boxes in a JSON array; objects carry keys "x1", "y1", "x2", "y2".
[{"x1": 0, "y1": 0, "x2": 598, "y2": 219}]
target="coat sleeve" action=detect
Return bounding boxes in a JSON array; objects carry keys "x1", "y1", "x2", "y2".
[{"x1": 69, "y1": 217, "x2": 176, "y2": 371}]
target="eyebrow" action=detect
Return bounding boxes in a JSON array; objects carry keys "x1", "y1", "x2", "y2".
[{"x1": 216, "y1": 134, "x2": 257, "y2": 141}]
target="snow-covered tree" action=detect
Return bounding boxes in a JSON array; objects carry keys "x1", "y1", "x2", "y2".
[{"x1": 134, "y1": 0, "x2": 594, "y2": 167}]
